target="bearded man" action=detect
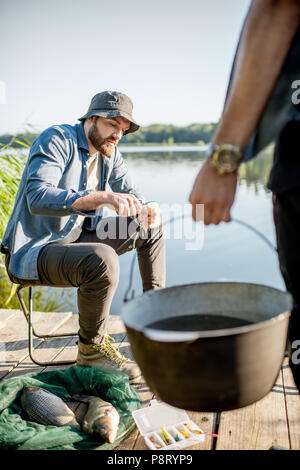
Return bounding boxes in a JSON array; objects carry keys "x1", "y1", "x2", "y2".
[{"x1": 1, "y1": 91, "x2": 165, "y2": 382}]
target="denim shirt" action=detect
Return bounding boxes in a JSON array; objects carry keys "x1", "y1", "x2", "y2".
[{"x1": 1, "y1": 122, "x2": 143, "y2": 281}]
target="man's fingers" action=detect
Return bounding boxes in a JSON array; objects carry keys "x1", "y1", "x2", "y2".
[
  {"x1": 133, "y1": 197, "x2": 143, "y2": 213},
  {"x1": 205, "y1": 202, "x2": 233, "y2": 225},
  {"x1": 210, "y1": 199, "x2": 227, "y2": 225},
  {"x1": 193, "y1": 201, "x2": 226, "y2": 225},
  {"x1": 115, "y1": 195, "x2": 161, "y2": 222},
  {"x1": 122, "y1": 193, "x2": 142, "y2": 215},
  {"x1": 147, "y1": 213, "x2": 161, "y2": 228},
  {"x1": 127, "y1": 197, "x2": 137, "y2": 216},
  {"x1": 113, "y1": 193, "x2": 142, "y2": 216},
  {"x1": 191, "y1": 203, "x2": 197, "y2": 222},
  {"x1": 203, "y1": 203, "x2": 214, "y2": 225},
  {"x1": 116, "y1": 198, "x2": 129, "y2": 216},
  {"x1": 221, "y1": 206, "x2": 232, "y2": 223}
]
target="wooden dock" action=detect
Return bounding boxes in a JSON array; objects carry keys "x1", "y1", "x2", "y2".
[{"x1": 0, "y1": 307, "x2": 300, "y2": 450}]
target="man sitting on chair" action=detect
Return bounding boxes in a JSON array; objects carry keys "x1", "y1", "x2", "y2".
[{"x1": 1, "y1": 90, "x2": 165, "y2": 382}]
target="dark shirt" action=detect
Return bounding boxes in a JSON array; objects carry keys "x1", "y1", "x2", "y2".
[{"x1": 225, "y1": 15, "x2": 300, "y2": 194}]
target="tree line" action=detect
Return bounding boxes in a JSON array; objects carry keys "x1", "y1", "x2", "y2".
[
  {"x1": 122, "y1": 122, "x2": 218, "y2": 145},
  {"x1": 0, "y1": 122, "x2": 218, "y2": 148}
]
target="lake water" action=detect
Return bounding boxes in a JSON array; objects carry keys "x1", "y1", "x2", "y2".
[{"x1": 40, "y1": 145, "x2": 286, "y2": 315}]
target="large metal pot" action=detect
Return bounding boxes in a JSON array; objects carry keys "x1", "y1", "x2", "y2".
[{"x1": 120, "y1": 282, "x2": 292, "y2": 412}]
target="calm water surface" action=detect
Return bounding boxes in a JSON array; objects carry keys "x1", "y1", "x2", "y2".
[
  {"x1": 43, "y1": 146, "x2": 285, "y2": 314},
  {"x1": 146, "y1": 313, "x2": 253, "y2": 331}
]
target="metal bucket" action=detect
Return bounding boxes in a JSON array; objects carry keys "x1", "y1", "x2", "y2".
[{"x1": 121, "y1": 282, "x2": 292, "y2": 411}]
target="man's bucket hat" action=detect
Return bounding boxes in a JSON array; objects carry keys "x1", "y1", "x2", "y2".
[{"x1": 78, "y1": 91, "x2": 140, "y2": 135}]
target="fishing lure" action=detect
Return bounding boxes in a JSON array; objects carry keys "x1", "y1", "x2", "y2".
[
  {"x1": 184, "y1": 423, "x2": 218, "y2": 438},
  {"x1": 149, "y1": 436, "x2": 162, "y2": 449},
  {"x1": 161, "y1": 425, "x2": 170, "y2": 444},
  {"x1": 179, "y1": 428, "x2": 190, "y2": 439}
]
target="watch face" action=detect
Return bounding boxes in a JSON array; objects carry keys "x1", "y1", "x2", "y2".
[{"x1": 218, "y1": 149, "x2": 239, "y2": 172}]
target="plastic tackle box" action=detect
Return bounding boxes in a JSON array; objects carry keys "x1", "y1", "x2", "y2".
[{"x1": 132, "y1": 400, "x2": 206, "y2": 450}]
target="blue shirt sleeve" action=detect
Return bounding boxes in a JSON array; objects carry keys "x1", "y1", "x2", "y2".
[{"x1": 25, "y1": 126, "x2": 95, "y2": 217}]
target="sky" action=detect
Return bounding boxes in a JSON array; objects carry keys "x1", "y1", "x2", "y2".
[{"x1": 0, "y1": 0, "x2": 251, "y2": 135}]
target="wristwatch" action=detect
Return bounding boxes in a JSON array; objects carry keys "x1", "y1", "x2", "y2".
[{"x1": 205, "y1": 143, "x2": 243, "y2": 175}]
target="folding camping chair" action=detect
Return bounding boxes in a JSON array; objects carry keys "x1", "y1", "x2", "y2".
[{"x1": 16, "y1": 284, "x2": 77, "y2": 366}]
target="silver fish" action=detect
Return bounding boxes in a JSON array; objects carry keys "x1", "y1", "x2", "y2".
[
  {"x1": 73, "y1": 394, "x2": 120, "y2": 443},
  {"x1": 21, "y1": 386, "x2": 80, "y2": 428}
]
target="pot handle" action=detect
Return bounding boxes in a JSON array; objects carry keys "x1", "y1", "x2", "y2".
[{"x1": 123, "y1": 215, "x2": 277, "y2": 303}]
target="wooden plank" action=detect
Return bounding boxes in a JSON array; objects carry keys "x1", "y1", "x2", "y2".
[
  {"x1": 216, "y1": 369, "x2": 290, "y2": 450},
  {"x1": 281, "y1": 357, "x2": 300, "y2": 450},
  {"x1": 41, "y1": 337, "x2": 79, "y2": 373},
  {"x1": 27, "y1": 310, "x2": 73, "y2": 336},
  {"x1": 0, "y1": 308, "x2": 72, "y2": 343},
  {"x1": 107, "y1": 314, "x2": 127, "y2": 334},
  {"x1": 184, "y1": 411, "x2": 216, "y2": 450},
  {"x1": 0, "y1": 308, "x2": 18, "y2": 320},
  {"x1": 29, "y1": 315, "x2": 79, "y2": 373},
  {"x1": 0, "y1": 308, "x2": 73, "y2": 379},
  {"x1": 2, "y1": 315, "x2": 79, "y2": 380},
  {"x1": 0, "y1": 308, "x2": 18, "y2": 330}
]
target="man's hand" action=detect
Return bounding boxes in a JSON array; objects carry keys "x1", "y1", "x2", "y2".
[
  {"x1": 71, "y1": 190, "x2": 143, "y2": 216},
  {"x1": 138, "y1": 202, "x2": 161, "y2": 229},
  {"x1": 189, "y1": 159, "x2": 238, "y2": 225},
  {"x1": 107, "y1": 192, "x2": 143, "y2": 217}
]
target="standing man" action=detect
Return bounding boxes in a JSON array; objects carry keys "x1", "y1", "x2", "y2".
[
  {"x1": 189, "y1": 1, "x2": 300, "y2": 390},
  {"x1": 1, "y1": 91, "x2": 165, "y2": 382}
]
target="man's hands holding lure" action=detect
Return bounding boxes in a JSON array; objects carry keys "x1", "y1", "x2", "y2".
[
  {"x1": 106, "y1": 193, "x2": 161, "y2": 229},
  {"x1": 72, "y1": 190, "x2": 161, "y2": 229}
]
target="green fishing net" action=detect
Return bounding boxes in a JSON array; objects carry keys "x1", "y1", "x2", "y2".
[{"x1": 0, "y1": 366, "x2": 141, "y2": 450}]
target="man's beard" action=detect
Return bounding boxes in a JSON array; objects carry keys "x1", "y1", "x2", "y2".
[{"x1": 88, "y1": 123, "x2": 117, "y2": 157}]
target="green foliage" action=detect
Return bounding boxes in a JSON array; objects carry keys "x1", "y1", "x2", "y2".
[
  {"x1": 121, "y1": 122, "x2": 218, "y2": 145},
  {"x1": 0, "y1": 144, "x2": 27, "y2": 243}
]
